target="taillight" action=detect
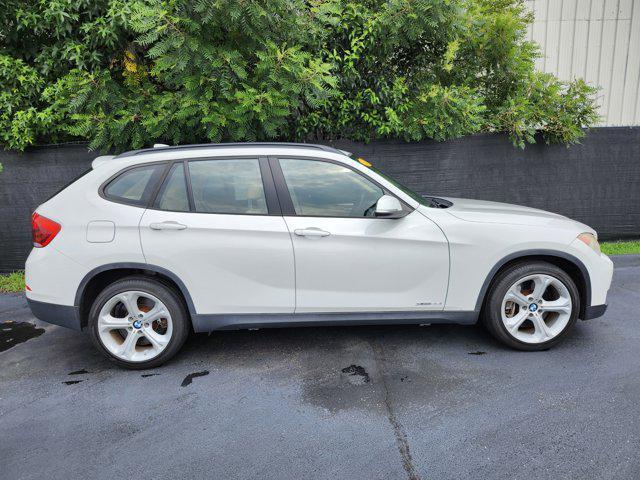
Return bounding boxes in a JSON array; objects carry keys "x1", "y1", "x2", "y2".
[{"x1": 32, "y1": 212, "x2": 61, "y2": 248}]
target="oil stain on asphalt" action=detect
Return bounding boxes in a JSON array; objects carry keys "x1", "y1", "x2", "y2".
[
  {"x1": 303, "y1": 357, "x2": 461, "y2": 413},
  {"x1": 0, "y1": 321, "x2": 44, "y2": 353},
  {"x1": 341, "y1": 364, "x2": 371, "y2": 385},
  {"x1": 64, "y1": 369, "x2": 89, "y2": 385},
  {"x1": 181, "y1": 370, "x2": 209, "y2": 387}
]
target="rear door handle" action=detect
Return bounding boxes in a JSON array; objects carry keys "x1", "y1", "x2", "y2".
[
  {"x1": 149, "y1": 221, "x2": 187, "y2": 231},
  {"x1": 294, "y1": 228, "x2": 330, "y2": 237}
]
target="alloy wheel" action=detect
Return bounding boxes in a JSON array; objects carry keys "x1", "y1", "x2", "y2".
[
  {"x1": 97, "y1": 291, "x2": 173, "y2": 362},
  {"x1": 500, "y1": 274, "x2": 572, "y2": 344}
]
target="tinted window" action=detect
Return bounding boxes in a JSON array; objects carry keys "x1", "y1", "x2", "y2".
[
  {"x1": 104, "y1": 164, "x2": 164, "y2": 205},
  {"x1": 188, "y1": 159, "x2": 267, "y2": 214},
  {"x1": 155, "y1": 163, "x2": 189, "y2": 212},
  {"x1": 279, "y1": 159, "x2": 384, "y2": 217}
]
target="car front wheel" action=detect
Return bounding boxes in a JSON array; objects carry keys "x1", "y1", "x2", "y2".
[
  {"x1": 88, "y1": 276, "x2": 190, "y2": 369},
  {"x1": 482, "y1": 261, "x2": 580, "y2": 350}
]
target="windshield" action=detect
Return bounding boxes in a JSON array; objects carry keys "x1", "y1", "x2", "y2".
[
  {"x1": 367, "y1": 165, "x2": 432, "y2": 206},
  {"x1": 349, "y1": 155, "x2": 453, "y2": 208}
]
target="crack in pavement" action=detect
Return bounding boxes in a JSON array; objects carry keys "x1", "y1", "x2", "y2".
[{"x1": 372, "y1": 340, "x2": 421, "y2": 480}]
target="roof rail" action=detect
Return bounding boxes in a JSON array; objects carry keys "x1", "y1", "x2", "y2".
[{"x1": 115, "y1": 142, "x2": 347, "y2": 158}]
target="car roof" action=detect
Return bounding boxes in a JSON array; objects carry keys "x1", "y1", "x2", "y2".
[
  {"x1": 94, "y1": 142, "x2": 354, "y2": 170},
  {"x1": 114, "y1": 142, "x2": 351, "y2": 159}
]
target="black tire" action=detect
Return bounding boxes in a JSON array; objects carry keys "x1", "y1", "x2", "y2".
[
  {"x1": 481, "y1": 261, "x2": 580, "y2": 351},
  {"x1": 88, "y1": 276, "x2": 190, "y2": 369}
]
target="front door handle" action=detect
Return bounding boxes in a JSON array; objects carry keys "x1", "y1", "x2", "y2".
[
  {"x1": 294, "y1": 228, "x2": 330, "y2": 237},
  {"x1": 149, "y1": 221, "x2": 187, "y2": 231}
]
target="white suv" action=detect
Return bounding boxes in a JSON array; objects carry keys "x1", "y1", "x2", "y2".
[{"x1": 26, "y1": 143, "x2": 613, "y2": 368}]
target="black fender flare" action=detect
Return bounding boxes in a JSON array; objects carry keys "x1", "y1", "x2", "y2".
[
  {"x1": 74, "y1": 262, "x2": 197, "y2": 316},
  {"x1": 474, "y1": 249, "x2": 591, "y2": 313}
]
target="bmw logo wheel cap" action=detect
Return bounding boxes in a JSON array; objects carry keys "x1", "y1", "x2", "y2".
[
  {"x1": 133, "y1": 320, "x2": 142, "y2": 329},
  {"x1": 528, "y1": 303, "x2": 538, "y2": 312}
]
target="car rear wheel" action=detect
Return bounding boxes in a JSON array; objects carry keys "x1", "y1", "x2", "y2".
[
  {"x1": 482, "y1": 261, "x2": 580, "y2": 350},
  {"x1": 88, "y1": 276, "x2": 190, "y2": 369}
]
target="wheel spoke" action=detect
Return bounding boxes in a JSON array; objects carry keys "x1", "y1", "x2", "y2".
[
  {"x1": 118, "y1": 292, "x2": 141, "y2": 317},
  {"x1": 541, "y1": 298, "x2": 571, "y2": 314},
  {"x1": 531, "y1": 312, "x2": 552, "y2": 342},
  {"x1": 144, "y1": 303, "x2": 169, "y2": 323},
  {"x1": 99, "y1": 315, "x2": 130, "y2": 331},
  {"x1": 531, "y1": 276, "x2": 552, "y2": 301},
  {"x1": 142, "y1": 327, "x2": 169, "y2": 351},
  {"x1": 504, "y1": 309, "x2": 529, "y2": 334},
  {"x1": 505, "y1": 289, "x2": 529, "y2": 307},
  {"x1": 118, "y1": 331, "x2": 139, "y2": 360}
]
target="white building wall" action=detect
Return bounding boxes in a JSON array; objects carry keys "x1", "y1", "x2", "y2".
[{"x1": 526, "y1": 0, "x2": 640, "y2": 125}]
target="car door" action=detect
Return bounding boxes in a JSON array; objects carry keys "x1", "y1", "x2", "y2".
[
  {"x1": 139, "y1": 157, "x2": 295, "y2": 321},
  {"x1": 271, "y1": 156, "x2": 449, "y2": 314}
]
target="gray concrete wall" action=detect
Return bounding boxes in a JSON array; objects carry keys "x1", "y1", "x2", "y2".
[{"x1": 1, "y1": 128, "x2": 639, "y2": 272}]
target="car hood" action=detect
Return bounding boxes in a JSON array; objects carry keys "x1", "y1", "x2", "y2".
[{"x1": 437, "y1": 197, "x2": 593, "y2": 231}]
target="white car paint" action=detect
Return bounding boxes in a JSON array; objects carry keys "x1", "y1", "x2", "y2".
[
  {"x1": 25, "y1": 143, "x2": 614, "y2": 339},
  {"x1": 140, "y1": 209, "x2": 295, "y2": 314},
  {"x1": 415, "y1": 201, "x2": 607, "y2": 312},
  {"x1": 284, "y1": 209, "x2": 449, "y2": 313}
]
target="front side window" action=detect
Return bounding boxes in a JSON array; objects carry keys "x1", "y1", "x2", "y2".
[
  {"x1": 103, "y1": 164, "x2": 164, "y2": 206},
  {"x1": 155, "y1": 163, "x2": 189, "y2": 212},
  {"x1": 188, "y1": 159, "x2": 268, "y2": 214},
  {"x1": 279, "y1": 158, "x2": 385, "y2": 217}
]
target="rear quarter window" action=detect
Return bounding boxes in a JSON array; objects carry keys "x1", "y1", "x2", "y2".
[{"x1": 103, "y1": 164, "x2": 166, "y2": 206}]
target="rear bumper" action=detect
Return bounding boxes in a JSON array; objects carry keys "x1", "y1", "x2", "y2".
[
  {"x1": 27, "y1": 298, "x2": 81, "y2": 330},
  {"x1": 582, "y1": 304, "x2": 608, "y2": 320}
]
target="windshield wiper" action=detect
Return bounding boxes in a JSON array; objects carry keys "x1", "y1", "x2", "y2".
[{"x1": 422, "y1": 196, "x2": 453, "y2": 209}]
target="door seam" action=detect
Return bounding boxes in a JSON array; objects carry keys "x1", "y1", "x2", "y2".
[
  {"x1": 282, "y1": 216, "x2": 298, "y2": 314},
  {"x1": 138, "y1": 208, "x2": 149, "y2": 264}
]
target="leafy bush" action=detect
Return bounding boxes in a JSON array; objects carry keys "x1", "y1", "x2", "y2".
[{"x1": 0, "y1": 0, "x2": 599, "y2": 152}]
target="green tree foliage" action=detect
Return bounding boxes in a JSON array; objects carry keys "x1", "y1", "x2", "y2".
[{"x1": 0, "y1": 0, "x2": 599, "y2": 152}]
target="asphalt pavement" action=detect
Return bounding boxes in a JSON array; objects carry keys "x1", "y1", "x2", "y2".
[{"x1": 1, "y1": 256, "x2": 639, "y2": 480}]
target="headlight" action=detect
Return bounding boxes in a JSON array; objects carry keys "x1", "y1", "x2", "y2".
[{"x1": 578, "y1": 233, "x2": 600, "y2": 254}]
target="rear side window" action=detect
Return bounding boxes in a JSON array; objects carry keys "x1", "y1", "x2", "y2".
[
  {"x1": 188, "y1": 159, "x2": 267, "y2": 214},
  {"x1": 103, "y1": 164, "x2": 165, "y2": 206},
  {"x1": 155, "y1": 163, "x2": 190, "y2": 212}
]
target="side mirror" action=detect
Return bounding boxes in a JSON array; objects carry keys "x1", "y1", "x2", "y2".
[{"x1": 375, "y1": 195, "x2": 403, "y2": 217}]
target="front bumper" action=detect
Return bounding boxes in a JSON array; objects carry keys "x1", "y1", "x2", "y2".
[
  {"x1": 569, "y1": 240, "x2": 614, "y2": 316},
  {"x1": 27, "y1": 298, "x2": 81, "y2": 330}
]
